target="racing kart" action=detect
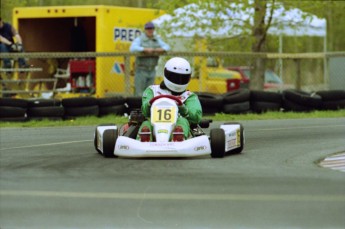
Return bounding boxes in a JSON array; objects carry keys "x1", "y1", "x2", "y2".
[{"x1": 94, "y1": 94, "x2": 244, "y2": 158}]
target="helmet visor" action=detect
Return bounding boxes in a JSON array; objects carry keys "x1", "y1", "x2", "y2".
[{"x1": 164, "y1": 69, "x2": 191, "y2": 85}]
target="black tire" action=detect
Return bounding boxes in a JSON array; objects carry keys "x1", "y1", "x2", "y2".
[
  {"x1": 196, "y1": 92, "x2": 223, "y2": 113},
  {"x1": 97, "y1": 96, "x2": 126, "y2": 106},
  {"x1": 250, "y1": 101, "x2": 282, "y2": 113},
  {"x1": 210, "y1": 128, "x2": 225, "y2": 158},
  {"x1": 27, "y1": 106, "x2": 64, "y2": 117},
  {"x1": 0, "y1": 106, "x2": 26, "y2": 118},
  {"x1": 103, "y1": 129, "x2": 118, "y2": 158},
  {"x1": 99, "y1": 105, "x2": 126, "y2": 116},
  {"x1": 94, "y1": 128, "x2": 102, "y2": 154},
  {"x1": 64, "y1": 105, "x2": 99, "y2": 117},
  {"x1": 94, "y1": 124, "x2": 116, "y2": 155},
  {"x1": 223, "y1": 88, "x2": 250, "y2": 104},
  {"x1": 203, "y1": 107, "x2": 220, "y2": 116},
  {"x1": 316, "y1": 90, "x2": 345, "y2": 101},
  {"x1": 125, "y1": 96, "x2": 142, "y2": 113},
  {"x1": 222, "y1": 101, "x2": 250, "y2": 114},
  {"x1": 62, "y1": 97, "x2": 98, "y2": 107},
  {"x1": 27, "y1": 99, "x2": 62, "y2": 107},
  {"x1": 282, "y1": 98, "x2": 313, "y2": 112},
  {"x1": 250, "y1": 90, "x2": 282, "y2": 103},
  {"x1": 0, "y1": 117, "x2": 27, "y2": 122},
  {"x1": 0, "y1": 98, "x2": 28, "y2": 108},
  {"x1": 283, "y1": 89, "x2": 322, "y2": 109},
  {"x1": 320, "y1": 99, "x2": 345, "y2": 110}
]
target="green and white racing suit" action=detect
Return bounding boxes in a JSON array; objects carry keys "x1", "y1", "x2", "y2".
[{"x1": 137, "y1": 85, "x2": 202, "y2": 140}]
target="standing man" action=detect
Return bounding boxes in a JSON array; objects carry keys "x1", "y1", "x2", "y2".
[
  {"x1": 0, "y1": 17, "x2": 28, "y2": 69},
  {"x1": 130, "y1": 21, "x2": 170, "y2": 96}
]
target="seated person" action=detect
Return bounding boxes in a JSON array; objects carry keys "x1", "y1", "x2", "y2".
[
  {"x1": 0, "y1": 17, "x2": 27, "y2": 69},
  {"x1": 137, "y1": 57, "x2": 202, "y2": 142}
]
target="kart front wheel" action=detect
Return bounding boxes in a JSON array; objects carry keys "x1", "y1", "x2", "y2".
[
  {"x1": 210, "y1": 128, "x2": 225, "y2": 158},
  {"x1": 94, "y1": 124, "x2": 115, "y2": 154},
  {"x1": 103, "y1": 129, "x2": 118, "y2": 158},
  {"x1": 94, "y1": 128, "x2": 101, "y2": 154}
]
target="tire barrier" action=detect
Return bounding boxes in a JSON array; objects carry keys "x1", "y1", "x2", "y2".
[
  {"x1": 62, "y1": 97, "x2": 99, "y2": 118},
  {"x1": 250, "y1": 90, "x2": 282, "y2": 113},
  {"x1": 0, "y1": 98, "x2": 28, "y2": 121},
  {"x1": 222, "y1": 89, "x2": 251, "y2": 114},
  {"x1": 316, "y1": 90, "x2": 345, "y2": 110},
  {"x1": 195, "y1": 92, "x2": 223, "y2": 115},
  {"x1": 27, "y1": 98, "x2": 64, "y2": 120},
  {"x1": 0, "y1": 89, "x2": 344, "y2": 121},
  {"x1": 97, "y1": 96, "x2": 126, "y2": 116},
  {"x1": 125, "y1": 96, "x2": 142, "y2": 114},
  {"x1": 282, "y1": 89, "x2": 322, "y2": 112}
]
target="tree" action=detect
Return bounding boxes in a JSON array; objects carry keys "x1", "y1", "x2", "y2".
[{"x1": 153, "y1": 0, "x2": 279, "y2": 90}]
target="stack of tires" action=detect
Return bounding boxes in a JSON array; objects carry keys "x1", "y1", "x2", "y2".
[
  {"x1": 282, "y1": 89, "x2": 322, "y2": 112},
  {"x1": 0, "y1": 98, "x2": 27, "y2": 121},
  {"x1": 62, "y1": 97, "x2": 99, "y2": 119},
  {"x1": 222, "y1": 89, "x2": 251, "y2": 114},
  {"x1": 125, "y1": 96, "x2": 142, "y2": 114},
  {"x1": 97, "y1": 96, "x2": 126, "y2": 116},
  {"x1": 315, "y1": 90, "x2": 345, "y2": 110},
  {"x1": 195, "y1": 92, "x2": 223, "y2": 115},
  {"x1": 27, "y1": 98, "x2": 64, "y2": 120},
  {"x1": 250, "y1": 90, "x2": 282, "y2": 113}
]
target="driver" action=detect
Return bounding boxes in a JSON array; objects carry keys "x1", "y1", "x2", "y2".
[{"x1": 137, "y1": 57, "x2": 202, "y2": 142}]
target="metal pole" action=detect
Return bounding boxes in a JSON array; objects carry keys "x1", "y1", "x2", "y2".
[
  {"x1": 124, "y1": 55, "x2": 131, "y2": 96},
  {"x1": 295, "y1": 59, "x2": 301, "y2": 90}
]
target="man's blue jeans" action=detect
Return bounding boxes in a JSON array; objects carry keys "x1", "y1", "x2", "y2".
[
  {"x1": 0, "y1": 43, "x2": 27, "y2": 68},
  {"x1": 134, "y1": 67, "x2": 156, "y2": 96}
]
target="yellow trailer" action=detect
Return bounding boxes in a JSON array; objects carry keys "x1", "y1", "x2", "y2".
[{"x1": 12, "y1": 5, "x2": 163, "y2": 98}]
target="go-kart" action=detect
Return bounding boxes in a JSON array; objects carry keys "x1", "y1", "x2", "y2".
[{"x1": 94, "y1": 94, "x2": 244, "y2": 158}]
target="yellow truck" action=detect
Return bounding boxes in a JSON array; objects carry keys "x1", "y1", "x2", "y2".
[
  {"x1": 10, "y1": 5, "x2": 163, "y2": 98},
  {"x1": 9, "y1": 5, "x2": 241, "y2": 98}
]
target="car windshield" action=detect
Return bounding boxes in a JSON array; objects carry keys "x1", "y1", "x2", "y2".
[{"x1": 243, "y1": 69, "x2": 283, "y2": 84}]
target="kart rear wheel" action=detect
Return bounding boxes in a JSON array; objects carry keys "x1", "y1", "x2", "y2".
[
  {"x1": 103, "y1": 129, "x2": 118, "y2": 158},
  {"x1": 210, "y1": 128, "x2": 225, "y2": 158}
]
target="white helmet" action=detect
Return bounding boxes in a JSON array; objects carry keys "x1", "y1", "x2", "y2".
[{"x1": 163, "y1": 57, "x2": 192, "y2": 93}]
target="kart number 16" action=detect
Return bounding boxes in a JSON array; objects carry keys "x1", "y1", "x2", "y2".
[{"x1": 152, "y1": 107, "x2": 176, "y2": 123}]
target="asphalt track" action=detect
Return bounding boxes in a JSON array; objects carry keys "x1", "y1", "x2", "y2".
[{"x1": 0, "y1": 118, "x2": 344, "y2": 229}]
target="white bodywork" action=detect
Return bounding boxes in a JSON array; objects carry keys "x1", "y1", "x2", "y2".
[
  {"x1": 114, "y1": 135, "x2": 211, "y2": 158},
  {"x1": 95, "y1": 97, "x2": 244, "y2": 158},
  {"x1": 220, "y1": 124, "x2": 243, "y2": 152},
  {"x1": 150, "y1": 98, "x2": 179, "y2": 143}
]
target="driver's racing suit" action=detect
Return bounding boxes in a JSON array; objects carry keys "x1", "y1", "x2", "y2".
[{"x1": 137, "y1": 84, "x2": 202, "y2": 140}]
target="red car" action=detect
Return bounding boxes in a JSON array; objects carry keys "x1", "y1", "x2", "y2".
[{"x1": 227, "y1": 66, "x2": 292, "y2": 91}]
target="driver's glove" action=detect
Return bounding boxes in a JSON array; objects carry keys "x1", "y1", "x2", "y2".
[
  {"x1": 178, "y1": 104, "x2": 189, "y2": 117},
  {"x1": 16, "y1": 43, "x2": 23, "y2": 52},
  {"x1": 10, "y1": 43, "x2": 18, "y2": 52}
]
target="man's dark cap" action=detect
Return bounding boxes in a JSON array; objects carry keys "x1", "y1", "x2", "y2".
[{"x1": 144, "y1": 22, "x2": 155, "y2": 29}]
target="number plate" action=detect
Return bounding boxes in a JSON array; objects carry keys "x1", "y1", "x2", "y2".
[{"x1": 152, "y1": 106, "x2": 176, "y2": 123}]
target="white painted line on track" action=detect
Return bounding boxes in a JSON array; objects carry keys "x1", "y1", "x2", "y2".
[
  {"x1": 320, "y1": 152, "x2": 345, "y2": 172},
  {"x1": 1, "y1": 190, "x2": 345, "y2": 202},
  {"x1": 0, "y1": 140, "x2": 91, "y2": 151}
]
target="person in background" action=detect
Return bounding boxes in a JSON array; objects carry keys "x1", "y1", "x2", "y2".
[
  {"x1": 130, "y1": 21, "x2": 170, "y2": 96},
  {"x1": 0, "y1": 17, "x2": 28, "y2": 69},
  {"x1": 137, "y1": 57, "x2": 202, "y2": 142}
]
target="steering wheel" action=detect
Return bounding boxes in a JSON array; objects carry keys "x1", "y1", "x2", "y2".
[{"x1": 149, "y1": 94, "x2": 183, "y2": 106}]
